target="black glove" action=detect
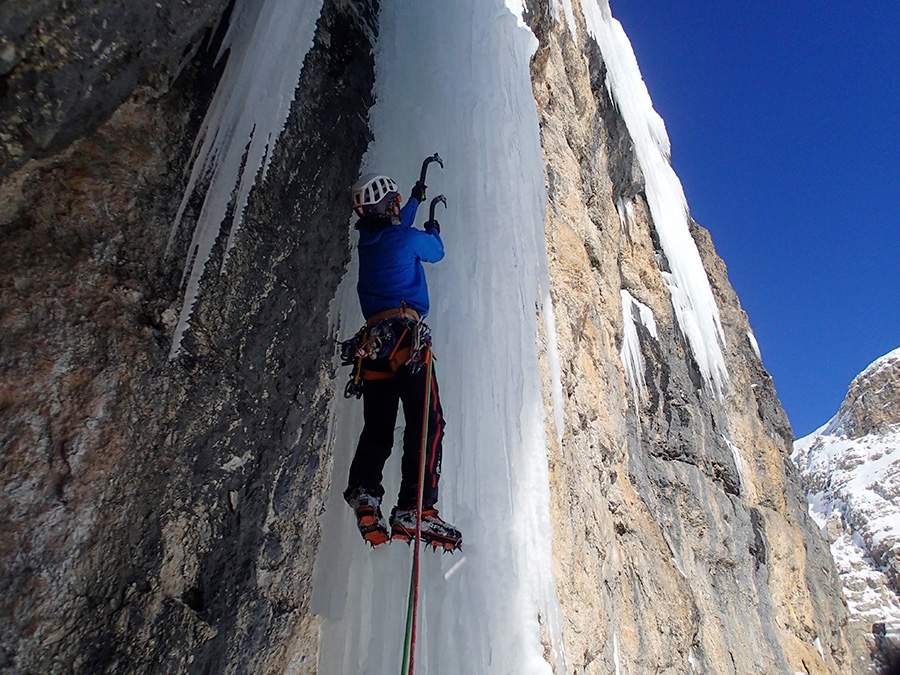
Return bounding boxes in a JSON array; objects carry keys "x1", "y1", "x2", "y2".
[
  {"x1": 425, "y1": 219, "x2": 440, "y2": 234},
  {"x1": 411, "y1": 181, "x2": 427, "y2": 203}
]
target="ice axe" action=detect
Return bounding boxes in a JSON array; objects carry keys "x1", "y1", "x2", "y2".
[
  {"x1": 425, "y1": 195, "x2": 447, "y2": 233},
  {"x1": 419, "y1": 153, "x2": 443, "y2": 185}
]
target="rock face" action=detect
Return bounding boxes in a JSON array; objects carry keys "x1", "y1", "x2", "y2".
[
  {"x1": 831, "y1": 349, "x2": 900, "y2": 440},
  {"x1": 523, "y1": 5, "x2": 853, "y2": 673},
  {"x1": 0, "y1": 1, "x2": 860, "y2": 674},
  {"x1": 0, "y1": 0, "x2": 234, "y2": 176},
  {"x1": 1, "y1": 1, "x2": 378, "y2": 672},
  {"x1": 793, "y1": 349, "x2": 900, "y2": 673}
]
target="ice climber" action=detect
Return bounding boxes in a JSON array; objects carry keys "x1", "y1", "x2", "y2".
[{"x1": 342, "y1": 171, "x2": 462, "y2": 551}]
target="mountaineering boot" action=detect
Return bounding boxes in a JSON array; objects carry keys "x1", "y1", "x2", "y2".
[
  {"x1": 345, "y1": 488, "x2": 389, "y2": 547},
  {"x1": 390, "y1": 507, "x2": 462, "y2": 552}
]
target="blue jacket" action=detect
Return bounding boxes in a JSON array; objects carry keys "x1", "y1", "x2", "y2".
[{"x1": 356, "y1": 199, "x2": 444, "y2": 319}]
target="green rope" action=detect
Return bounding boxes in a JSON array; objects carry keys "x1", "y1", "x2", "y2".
[{"x1": 401, "y1": 352, "x2": 433, "y2": 675}]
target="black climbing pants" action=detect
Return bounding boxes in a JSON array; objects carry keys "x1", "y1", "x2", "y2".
[{"x1": 346, "y1": 358, "x2": 445, "y2": 511}]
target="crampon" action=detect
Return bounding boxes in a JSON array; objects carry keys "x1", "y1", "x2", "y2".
[
  {"x1": 391, "y1": 508, "x2": 462, "y2": 552},
  {"x1": 346, "y1": 488, "x2": 389, "y2": 547},
  {"x1": 358, "y1": 513, "x2": 389, "y2": 548}
]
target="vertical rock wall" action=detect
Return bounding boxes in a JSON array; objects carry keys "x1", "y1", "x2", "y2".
[
  {"x1": 793, "y1": 350, "x2": 900, "y2": 672},
  {"x1": 525, "y1": 4, "x2": 855, "y2": 674},
  {"x1": 1, "y1": 1, "x2": 378, "y2": 672},
  {"x1": 0, "y1": 0, "x2": 232, "y2": 175}
]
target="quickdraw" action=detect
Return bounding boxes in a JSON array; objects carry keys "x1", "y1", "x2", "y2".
[
  {"x1": 340, "y1": 324, "x2": 380, "y2": 399},
  {"x1": 407, "y1": 320, "x2": 432, "y2": 373},
  {"x1": 344, "y1": 353, "x2": 365, "y2": 399}
]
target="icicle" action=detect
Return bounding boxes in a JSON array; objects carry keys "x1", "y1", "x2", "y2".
[
  {"x1": 747, "y1": 331, "x2": 762, "y2": 360},
  {"x1": 620, "y1": 289, "x2": 659, "y2": 406},
  {"x1": 167, "y1": 0, "x2": 324, "y2": 357},
  {"x1": 582, "y1": 0, "x2": 730, "y2": 399},
  {"x1": 722, "y1": 435, "x2": 746, "y2": 491},
  {"x1": 549, "y1": 0, "x2": 578, "y2": 36},
  {"x1": 313, "y1": 2, "x2": 565, "y2": 673},
  {"x1": 615, "y1": 194, "x2": 636, "y2": 236}
]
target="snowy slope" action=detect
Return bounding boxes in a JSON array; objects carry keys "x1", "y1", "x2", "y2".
[{"x1": 793, "y1": 349, "x2": 900, "y2": 639}]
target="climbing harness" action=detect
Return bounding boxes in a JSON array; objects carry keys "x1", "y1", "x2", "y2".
[{"x1": 340, "y1": 315, "x2": 432, "y2": 398}]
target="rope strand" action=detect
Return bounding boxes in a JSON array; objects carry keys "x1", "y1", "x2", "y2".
[{"x1": 401, "y1": 348, "x2": 433, "y2": 675}]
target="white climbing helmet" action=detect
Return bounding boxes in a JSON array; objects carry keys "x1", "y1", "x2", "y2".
[{"x1": 351, "y1": 173, "x2": 399, "y2": 216}]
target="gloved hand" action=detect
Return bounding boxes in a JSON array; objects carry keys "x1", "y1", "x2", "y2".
[
  {"x1": 425, "y1": 219, "x2": 440, "y2": 234},
  {"x1": 410, "y1": 181, "x2": 427, "y2": 203}
]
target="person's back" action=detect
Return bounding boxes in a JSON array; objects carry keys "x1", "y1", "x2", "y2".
[{"x1": 356, "y1": 201, "x2": 443, "y2": 320}]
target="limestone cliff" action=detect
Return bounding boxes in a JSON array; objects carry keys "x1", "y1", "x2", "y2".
[
  {"x1": 523, "y1": 5, "x2": 852, "y2": 672},
  {"x1": 0, "y1": 0, "x2": 233, "y2": 176},
  {"x1": 823, "y1": 349, "x2": 900, "y2": 440},
  {"x1": 0, "y1": 1, "x2": 860, "y2": 673}
]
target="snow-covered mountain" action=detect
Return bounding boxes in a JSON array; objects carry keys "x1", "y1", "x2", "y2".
[{"x1": 794, "y1": 348, "x2": 900, "y2": 665}]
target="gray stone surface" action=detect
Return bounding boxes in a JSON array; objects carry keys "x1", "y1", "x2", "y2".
[
  {"x1": 836, "y1": 351, "x2": 900, "y2": 439},
  {"x1": 525, "y1": 3, "x2": 855, "y2": 672},
  {"x1": 793, "y1": 350, "x2": 900, "y2": 672},
  {"x1": 0, "y1": 0, "x2": 232, "y2": 176},
  {"x1": 1, "y1": 1, "x2": 377, "y2": 672}
]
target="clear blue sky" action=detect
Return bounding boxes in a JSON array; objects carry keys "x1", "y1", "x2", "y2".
[{"x1": 608, "y1": 1, "x2": 900, "y2": 437}]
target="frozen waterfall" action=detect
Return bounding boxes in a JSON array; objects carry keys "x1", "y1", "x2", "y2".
[{"x1": 312, "y1": 2, "x2": 566, "y2": 673}]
